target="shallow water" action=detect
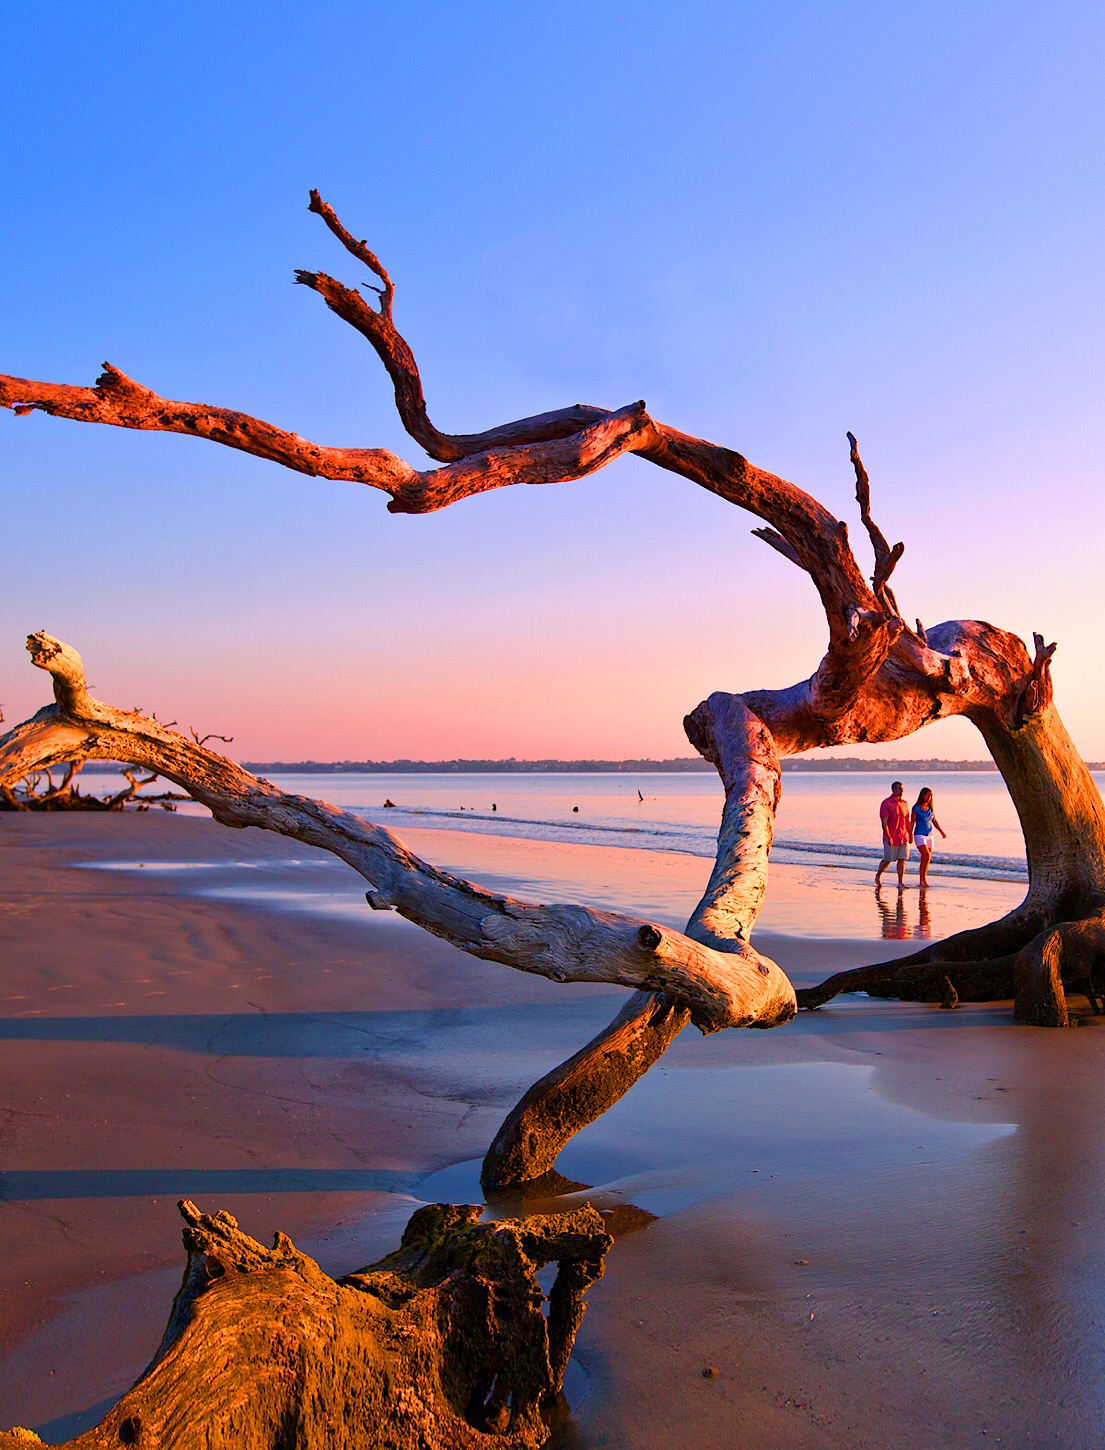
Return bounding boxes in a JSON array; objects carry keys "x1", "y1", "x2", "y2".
[
  {"x1": 419, "y1": 1058, "x2": 1013, "y2": 1217},
  {"x1": 79, "y1": 821, "x2": 1025, "y2": 946}
]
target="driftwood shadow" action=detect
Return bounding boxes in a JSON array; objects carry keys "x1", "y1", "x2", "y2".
[{"x1": 0, "y1": 1001, "x2": 616, "y2": 1058}]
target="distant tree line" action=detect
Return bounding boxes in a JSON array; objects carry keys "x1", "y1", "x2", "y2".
[
  {"x1": 244, "y1": 757, "x2": 1006, "y2": 773},
  {"x1": 78, "y1": 755, "x2": 1104, "y2": 774}
]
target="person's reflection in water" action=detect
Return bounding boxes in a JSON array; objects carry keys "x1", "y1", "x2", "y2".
[
  {"x1": 874, "y1": 886, "x2": 933, "y2": 940},
  {"x1": 875, "y1": 886, "x2": 909, "y2": 940}
]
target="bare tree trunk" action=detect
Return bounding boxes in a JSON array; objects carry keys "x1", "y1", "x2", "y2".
[
  {"x1": 0, "y1": 1199, "x2": 612, "y2": 1450},
  {"x1": 481, "y1": 990, "x2": 690, "y2": 1190},
  {"x1": 481, "y1": 694, "x2": 785, "y2": 1187}
]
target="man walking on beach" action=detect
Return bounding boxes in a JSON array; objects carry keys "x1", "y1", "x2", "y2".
[{"x1": 876, "y1": 780, "x2": 911, "y2": 888}]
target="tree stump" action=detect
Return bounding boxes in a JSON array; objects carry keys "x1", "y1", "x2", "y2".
[{"x1": 0, "y1": 1199, "x2": 612, "y2": 1450}]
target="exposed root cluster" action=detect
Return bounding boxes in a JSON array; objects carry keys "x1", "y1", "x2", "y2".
[
  {"x1": 799, "y1": 909, "x2": 1105, "y2": 1027},
  {"x1": 0, "y1": 760, "x2": 184, "y2": 812},
  {"x1": 0, "y1": 1199, "x2": 612, "y2": 1450}
]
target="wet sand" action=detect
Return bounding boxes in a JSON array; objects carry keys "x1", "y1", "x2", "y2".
[{"x1": 2, "y1": 812, "x2": 1102, "y2": 1447}]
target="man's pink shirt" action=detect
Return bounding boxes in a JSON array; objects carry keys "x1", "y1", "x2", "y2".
[{"x1": 880, "y1": 794, "x2": 911, "y2": 846}]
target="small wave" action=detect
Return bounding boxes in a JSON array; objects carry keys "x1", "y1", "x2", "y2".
[
  {"x1": 770, "y1": 837, "x2": 1027, "y2": 881},
  {"x1": 354, "y1": 803, "x2": 1028, "y2": 884}
]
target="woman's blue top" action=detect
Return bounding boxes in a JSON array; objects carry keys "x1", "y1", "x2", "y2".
[{"x1": 913, "y1": 806, "x2": 934, "y2": 835}]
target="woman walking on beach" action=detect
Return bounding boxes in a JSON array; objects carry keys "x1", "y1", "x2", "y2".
[{"x1": 911, "y1": 787, "x2": 947, "y2": 888}]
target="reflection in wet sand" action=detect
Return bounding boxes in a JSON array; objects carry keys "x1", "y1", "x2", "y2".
[{"x1": 876, "y1": 885, "x2": 933, "y2": 940}]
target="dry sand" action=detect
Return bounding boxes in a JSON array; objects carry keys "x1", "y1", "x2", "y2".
[{"x1": 1, "y1": 812, "x2": 1102, "y2": 1447}]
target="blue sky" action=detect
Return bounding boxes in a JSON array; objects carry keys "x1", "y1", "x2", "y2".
[{"x1": 3, "y1": 2, "x2": 1103, "y2": 759}]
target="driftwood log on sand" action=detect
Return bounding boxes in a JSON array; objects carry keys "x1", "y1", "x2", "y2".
[{"x1": 0, "y1": 1199, "x2": 612, "y2": 1450}]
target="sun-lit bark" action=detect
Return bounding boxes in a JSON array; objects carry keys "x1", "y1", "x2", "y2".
[{"x1": 0, "y1": 1198, "x2": 612, "y2": 1450}]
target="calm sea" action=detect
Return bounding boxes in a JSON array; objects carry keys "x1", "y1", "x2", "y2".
[{"x1": 151, "y1": 769, "x2": 1104, "y2": 887}]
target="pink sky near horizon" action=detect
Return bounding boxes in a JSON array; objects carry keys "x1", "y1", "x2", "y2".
[{"x1": 3, "y1": 3, "x2": 1103, "y2": 764}]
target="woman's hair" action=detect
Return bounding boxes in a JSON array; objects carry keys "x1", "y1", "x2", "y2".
[{"x1": 915, "y1": 787, "x2": 934, "y2": 809}]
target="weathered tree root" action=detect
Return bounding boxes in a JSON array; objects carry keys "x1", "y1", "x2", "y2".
[
  {"x1": 0, "y1": 1198, "x2": 612, "y2": 1450},
  {"x1": 797, "y1": 911, "x2": 1105, "y2": 1027},
  {"x1": 797, "y1": 954, "x2": 1017, "y2": 1011}
]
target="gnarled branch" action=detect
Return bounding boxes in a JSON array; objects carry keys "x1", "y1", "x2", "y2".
[
  {"x1": 1014, "y1": 630, "x2": 1057, "y2": 726},
  {"x1": 848, "y1": 430, "x2": 905, "y2": 605},
  {"x1": 0, "y1": 366, "x2": 651, "y2": 516},
  {"x1": 2, "y1": 194, "x2": 884, "y2": 640}
]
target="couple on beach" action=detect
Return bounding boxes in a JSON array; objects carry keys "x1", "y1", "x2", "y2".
[{"x1": 875, "y1": 780, "x2": 946, "y2": 889}]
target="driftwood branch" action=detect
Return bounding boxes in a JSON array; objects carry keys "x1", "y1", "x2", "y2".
[
  {"x1": 299, "y1": 192, "x2": 610, "y2": 465},
  {"x1": 848, "y1": 431, "x2": 905, "y2": 603},
  {"x1": 0, "y1": 197, "x2": 877, "y2": 623},
  {"x1": 1014, "y1": 630, "x2": 1057, "y2": 726},
  {"x1": 0, "y1": 1198, "x2": 612, "y2": 1450},
  {"x1": 0, "y1": 634, "x2": 796, "y2": 1034},
  {"x1": 0, "y1": 365, "x2": 651, "y2": 517}
]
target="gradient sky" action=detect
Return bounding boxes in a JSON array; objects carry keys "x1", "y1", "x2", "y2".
[{"x1": 3, "y1": 2, "x2": 1103, "y2": 761}]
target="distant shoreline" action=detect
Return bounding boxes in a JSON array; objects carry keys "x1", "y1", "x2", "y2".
[
  {"x1": 84, "y1": 756, "x2": 1104, "y2": 774},
  {"x1": 242, "y1": 756, "x2": 1104, "y2": 774}
]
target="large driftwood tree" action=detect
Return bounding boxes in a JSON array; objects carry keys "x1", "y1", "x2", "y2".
[{"x1": 4, "y1": 192, "x2": 1105, "y2": 1200}]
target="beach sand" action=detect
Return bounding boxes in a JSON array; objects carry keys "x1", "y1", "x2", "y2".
[{"x1": 2, "y1": 812, "x2": 1102, "y2": 1447}]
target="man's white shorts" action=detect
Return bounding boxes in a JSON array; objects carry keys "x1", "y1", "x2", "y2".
[{"x1": 881, "y1": 843, "x2": 910, "y2": 862}]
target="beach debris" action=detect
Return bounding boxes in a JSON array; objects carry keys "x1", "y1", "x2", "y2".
[
  {"x1": 0, "y1": 1199, "x2": 612, "y2": 1450},
  {"x1": 702, "y1": 1365, "x2": 719, "y2": 1379},
  {"x1": 0, "y1": 759, "x2": 186, "y2": 813},
  {"x1": 572, "y1": 805, "x2": 579, "y2": 812}
]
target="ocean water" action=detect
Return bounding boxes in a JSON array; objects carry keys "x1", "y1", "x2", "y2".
[
  {"x1": 257, "y1": 770, "x2": 1070, "y2": 884},
  {"x1": 95, "y1": 767, "x2": 1105, "y2": 887}
]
